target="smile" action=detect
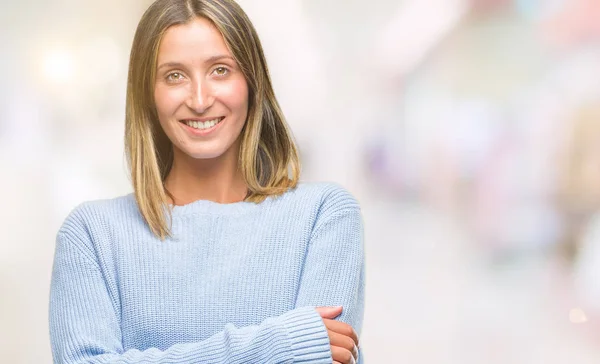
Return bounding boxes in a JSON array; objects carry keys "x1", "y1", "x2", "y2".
[{"x1": 180, "y1": 117, "x2": 225, "y2": 130}]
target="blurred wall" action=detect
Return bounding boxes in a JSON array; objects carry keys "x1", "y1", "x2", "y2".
[{"x1": 2, "y1": 0, "x2": 600, "y2": 363}]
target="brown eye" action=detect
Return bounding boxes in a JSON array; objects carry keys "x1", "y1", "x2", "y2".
[
  {"x1": 166, "y1": 72, "x2": 184, "y2": 81},
  {"x1": 213, "y1": 67, "x2": 228, "y2": 76}
]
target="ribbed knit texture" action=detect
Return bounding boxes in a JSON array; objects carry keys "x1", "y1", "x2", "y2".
[{"x1": 49, "y1": 182, "x2": 365, "y2": 363}]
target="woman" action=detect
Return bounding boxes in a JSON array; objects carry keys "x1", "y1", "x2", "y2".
[{"x1": 49, "y1": 0, "x2": 364, "y2": 363}]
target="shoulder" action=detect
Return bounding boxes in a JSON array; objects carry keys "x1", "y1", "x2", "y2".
[
  {"x1": 290, "y1": 183, "x2": 364, "y2": 248},
  {"x1": 291, "y1": 181, "x2": 361, "y2": 215},
  {"x1": 275, "y1": 182, "x2": 362, "y2": 234},
  {"x1": 57, "y1": 193, "x2": 138, "y2": 244}
]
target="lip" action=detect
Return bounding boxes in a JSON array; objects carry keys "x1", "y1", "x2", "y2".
[
  {"x1": 179, "y1": 117, "x2": 225, "y2": 136},
  {"x1": 180, "y1": 116, "x2": 225, "y2": 122}
]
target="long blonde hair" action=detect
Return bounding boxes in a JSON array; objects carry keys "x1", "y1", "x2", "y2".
[{"x1": 125, "y1": 0, "x2": 300, "y2": 239}]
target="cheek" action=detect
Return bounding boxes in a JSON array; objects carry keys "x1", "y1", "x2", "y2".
[
  {"x1": 154, "y1": 88, "x2": 185, "y2": 144},
  {"x1": 216, "y1": 80, "x2": 249, "y2": 116},
  {"x1": 154, "y1": 86, "x2": 184, "y2": 119}
]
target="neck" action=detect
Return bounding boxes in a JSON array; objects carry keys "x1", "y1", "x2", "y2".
[{"x1": 164, "y1": 143, "x2": 248, "y2": 205}]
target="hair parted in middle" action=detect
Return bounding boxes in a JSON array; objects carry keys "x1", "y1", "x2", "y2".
[{"x1": 125, "y1": 0, "x2": 301, "y2": 239}]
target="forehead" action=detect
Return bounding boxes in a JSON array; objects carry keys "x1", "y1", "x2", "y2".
[{"x1": 157, "y1": 17, "x2": 231, "y2": 63}]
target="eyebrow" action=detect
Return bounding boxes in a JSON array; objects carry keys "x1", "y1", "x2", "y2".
[{"x1": 157, "y1": 55, "x2": 235, "y2": 71}]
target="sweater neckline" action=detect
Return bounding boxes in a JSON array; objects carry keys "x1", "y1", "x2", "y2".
[
  {"x1": 168, "y1": 197, "x2": 265, "y2": 217},
  {"x1": 128, "y1": 185, "x2": 303, "y2": 218}
]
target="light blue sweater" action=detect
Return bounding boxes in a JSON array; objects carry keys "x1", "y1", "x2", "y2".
[{"x1": 49, "y1": 182, "x2": 365, "y2": 363}]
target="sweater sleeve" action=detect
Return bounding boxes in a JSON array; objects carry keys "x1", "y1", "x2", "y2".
[
  {"x1": 49, "y1": 231, "x2": 331, "y2": 364},
  {"x1": 294, "y1": 186, "x2": 366, "y2": 362}
]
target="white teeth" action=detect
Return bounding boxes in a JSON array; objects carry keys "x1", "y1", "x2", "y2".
[{"x1": 184, "y1": 118, "x2": 222, "y2": 130}]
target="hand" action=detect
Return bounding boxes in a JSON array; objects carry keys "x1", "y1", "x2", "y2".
[{"x1": 315, "y1": 306, "x2": 359, "y2": 364}]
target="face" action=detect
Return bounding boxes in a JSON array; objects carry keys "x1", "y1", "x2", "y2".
[{"x1": 154, "y1": 17, "x2": 249, "y2": 161}]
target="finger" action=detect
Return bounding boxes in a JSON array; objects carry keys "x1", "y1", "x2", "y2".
[
  {"x1": 331, "y1": 345, "x2": 356, "y2": 364},
  {"x1": 315, "y1": 306, "x2": 343, "y2": 319},
  {"x1": 328, "y1": 331, "x2": 358, "y2": 361},
  {"x1": 322, "y1": 319, "x2": 359, "y2": 347}
]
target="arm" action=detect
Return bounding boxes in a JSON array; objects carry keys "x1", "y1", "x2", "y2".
[
  {"x1": 49, "y1": 231, "x2": 331, "y2": 364},
  {"x1": 294, "y1": 186, "x2": 366, "y2": 362}
]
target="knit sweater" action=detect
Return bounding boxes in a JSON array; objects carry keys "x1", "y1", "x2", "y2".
[{"x1": 49, "y1": 182, "x2": 365, "y2": 363}]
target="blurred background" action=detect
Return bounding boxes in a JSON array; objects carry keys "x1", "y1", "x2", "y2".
[{"x1": 2, "y1": 0, "x2": 600, "y2": 362}]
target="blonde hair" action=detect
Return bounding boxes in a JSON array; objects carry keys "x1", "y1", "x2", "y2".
[{"x1": 125, "y1": 0, "x2": 300, "y2": 239}]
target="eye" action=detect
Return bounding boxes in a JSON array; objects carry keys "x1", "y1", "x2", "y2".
[
  {"x1": 213, "y1": 66, "x2": 229, "y2": 76},
  {"x1": 166, "y1": 72, "x2": 185, "y2": 82}
]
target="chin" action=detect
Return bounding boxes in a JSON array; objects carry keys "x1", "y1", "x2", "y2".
[
  {"x1": 176, "y1": 144, "x2": 230, "y2": 160},
  {"x1": 173, "y1": 135, "x2": 241, "y2": 161},
  {"x1": 183, "y1": 149, "x2": 226, "y2": 160}
]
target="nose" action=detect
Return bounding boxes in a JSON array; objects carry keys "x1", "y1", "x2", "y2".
[{"x1": 185, "y1": 80, "x2": 214, "y2": 114}]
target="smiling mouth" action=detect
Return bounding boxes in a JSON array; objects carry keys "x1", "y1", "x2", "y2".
[{"x1": 180, "y1": 117, "x2": 225, "y2": 130}]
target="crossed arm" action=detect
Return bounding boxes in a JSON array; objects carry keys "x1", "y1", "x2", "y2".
[{"x1": 49, "y1": 205, "x2": 364, "y2": 363}]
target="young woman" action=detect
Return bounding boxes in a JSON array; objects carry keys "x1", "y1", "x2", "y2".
[{"x1": 49, "y1": 1, "x2": 365, "y2": 363}]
